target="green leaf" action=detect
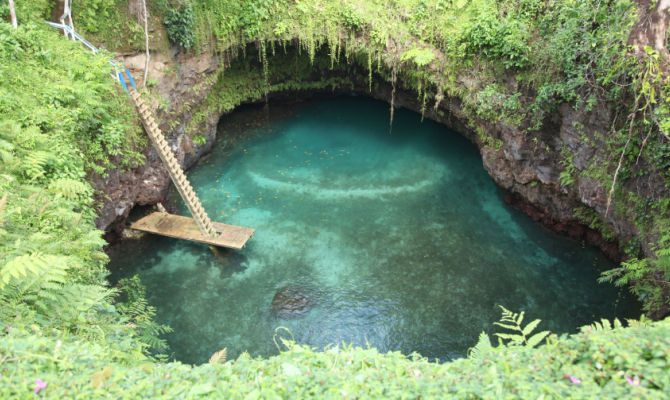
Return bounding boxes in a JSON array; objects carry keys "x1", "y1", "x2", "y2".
[
  {"x1": 526, "y1": 331, "x2": 550, "y2": 348},
  {"x1": 494, "y1": 333, "x2": 524, "y2": 344},
  {"x1": 493, "y1": 322, "x2": 520, "y2": 331},
  {"x1": 468, "y1": 331, "x2": 492, "y2": 360},
  {"x1": 522, "y1": 319, "x2": 542, "y2": 337}
]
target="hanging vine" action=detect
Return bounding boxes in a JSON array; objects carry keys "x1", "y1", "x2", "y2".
[{"x1": 389, "y1": 62, "x2": 397, "y2": 134}]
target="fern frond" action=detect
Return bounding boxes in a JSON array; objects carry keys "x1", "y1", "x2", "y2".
[
  {"x1": 494, "y1": 305, "x2": 550, "y2": 348},
  {"x1": 61, "y1": 284, "x2": 118, "y2": 314},
  {"x1": 79, "y1": 230, "x2": 107, "y2": 249},
  {"x1": 48, "y1": 178, "x2": 92, "y2": 200},
  {"x1": 494, "y1": 332, "x2": 524, "y2": 344},
  {"x1": 526, "y1": 331, "x2": 550, "y2": 348},
  {"x1": 522, "y1": 319, "x2": 542, "y2": 337},
  {"x1": 467, "y1": 332, "x2": 492, "y2": 360},
  {"x1": 493, "y1": 322, "x2": 520, "y2": 331},
  {"x1": 209, "y1": 348, "x2": 227, "y2": 364},
  {"x1": 24, "y1": 150, "x2": 52, "y2": 181},
  {"x1": 581, "y1": 318, "x2": 620, "y2": 332},
  {"x1": 0, "y1": 253, "x2": 65, "y2": 286}
]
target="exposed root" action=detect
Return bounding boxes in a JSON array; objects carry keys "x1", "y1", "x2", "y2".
[
  {"x1": 433, "y1": 88, "x2": 443, "y2": 112},
  {"x1": 606, "y1": 97, "x2": 639, "y2": 216},
  {"x1": 636, "y1": 125, "x2": 654, "y2": 164}
]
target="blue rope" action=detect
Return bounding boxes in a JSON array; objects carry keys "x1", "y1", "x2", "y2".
[{"x1": 118, "y1": 72, "x2": 130, "y2": 95}]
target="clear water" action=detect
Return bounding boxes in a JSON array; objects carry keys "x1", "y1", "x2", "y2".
[{"x1": 108, "y1": 97, "x2": 639, "y2": 364}]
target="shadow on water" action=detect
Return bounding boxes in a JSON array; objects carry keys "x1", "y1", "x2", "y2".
[{"x1": 107, "y1": 96, "x2": 640, "y2": 365}]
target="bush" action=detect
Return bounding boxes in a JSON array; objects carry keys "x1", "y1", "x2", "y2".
[
  {"x1": 0, "y1": 0, "x2": 50, "y2": 25},
  {"x1": 164, "y1": 2, "x2": 196, "y2": 49},
  {"x1": 0, "y1": 317, "x2": 668, "y2": 398},
  {"x1": 461, "y1": 15, "x2": 530, "y2": 69}
]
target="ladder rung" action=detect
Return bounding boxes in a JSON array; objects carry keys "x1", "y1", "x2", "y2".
[{"x1": 136, "y1": 97, "x2": 218, "y2": 238}]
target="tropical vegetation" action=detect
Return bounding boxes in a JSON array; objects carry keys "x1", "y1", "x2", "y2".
[{"x1": 0, "y1": 0, "x2": 669, "y2": 398}]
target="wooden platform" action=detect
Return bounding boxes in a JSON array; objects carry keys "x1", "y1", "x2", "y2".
[{"x1": 130, "y1": 212, "x2": 254, "y2": 250}]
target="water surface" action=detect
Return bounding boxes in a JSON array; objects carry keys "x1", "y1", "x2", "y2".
[{"x1": 108, "y1": 97, "x2": 639, "y2": 364}]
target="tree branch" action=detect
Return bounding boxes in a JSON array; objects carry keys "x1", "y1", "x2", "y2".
[{"x1": 7, "y1": 0, "x2": 17, "y2": 28}]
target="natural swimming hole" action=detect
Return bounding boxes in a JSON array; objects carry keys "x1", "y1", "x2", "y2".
[{"x1": 107, "y1": 96, "x2": 639, "y2": 364}]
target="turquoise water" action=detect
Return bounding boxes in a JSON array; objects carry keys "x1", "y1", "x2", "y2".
[{"x1": 108, "y1": 97, "x2": 639, "y2": 364}]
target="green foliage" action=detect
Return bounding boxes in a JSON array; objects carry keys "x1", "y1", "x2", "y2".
[
  {"x1": 340, "y1": 6, "x2": 364, "y2": 31},
  {"x1": 573, "y1": 206, "x2": 617, "y2": 241},
  {"x1": 0, "y1": 25, "x2": 144, "y2": 178},
  {"x1": 184, "y1": 45, "x2": 352, "y2": 137},
  {"x1": 74, "y1": 0, "x2": 117, "y2": 34},
  {"x1": 559, "y1": 147, "x2": 576, "y2": 187},
  {"x1": 400, "y1": 47, "x2": 435, "y2": 67},
  {"x1": 580, "y1": 317, "x2": 625, "y2": 332},
  {"x1": 73, "y1": 0, "x2": 145, "y2": 50},
  {"x1": 115, "y1": 276, "x2": 173, "y2": 356},
  {"x1": 165, "y1": 1, "x2": 196, "y2": 49},
  {"x1": 467, "y1": 331, "x2": 492, "y2": 360},
  {"x1": 600, "y1": 227, "x2": 670, "y2": 316},
  {"x1": 474, "y1": 84, "x2": 523, "y2": 125},
  {"x1": 0, "y1": 316, "x2": 668, "y2": 398},
  {"x1": 492, "y1": 305, "x2": 550, "y2": 348},
  {"x1": 0, "y1": 0, "x2": 50, "y2": 25},
  {"x1": 192, "y1": 134, "x2": 207, "y2": 146},
  {"x1": 1, "y1": 1, "x2": 670, "y2": 396},
  {"x1": 461, "y1": 14, "x2": 530, "y2": 69},
  {"x1": 511, "y1": 0, "x2": 637, "y2": 130},
  {"x1": 0, "y1": 23, "x2": 153, "y2": 357}
]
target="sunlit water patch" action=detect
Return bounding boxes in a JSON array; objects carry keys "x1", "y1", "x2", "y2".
[{"x1": 108, "y1": 97, "x2": 639, "y2": 364}]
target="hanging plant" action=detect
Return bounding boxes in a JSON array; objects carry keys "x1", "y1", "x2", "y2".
[{"x1": 164, "y1": 1, "x2": 196, "y2": 49}]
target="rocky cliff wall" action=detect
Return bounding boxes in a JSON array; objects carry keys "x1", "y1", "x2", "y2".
[{"x1": 94, "y1": 42, "x2": 665, "y2": 264}]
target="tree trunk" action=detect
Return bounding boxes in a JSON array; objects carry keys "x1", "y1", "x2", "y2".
[
  {"x1": 630, "y1": 0, "x2": 670, "y2": 72},
  {"x1": 128, "y1": 0, "x2": 141, "y2": 21},
  {"x1": 7, "y1": 0, "x2": 17, "y2": 28},
  {"x1": 50, "y1": 0, "x2": 66, "y2": 23},
  {"x1": 142, "y1": 0, "x2": 150, "y2": 87}
]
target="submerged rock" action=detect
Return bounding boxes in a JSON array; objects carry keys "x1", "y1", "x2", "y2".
[
  {"x1": 270, "y1": 286, "x2": 316, "y2": 319},
  {"x1": 121, "y1": 228, "x2": 145, "y2": 240}
]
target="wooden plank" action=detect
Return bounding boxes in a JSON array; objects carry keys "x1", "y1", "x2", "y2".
[{"x1": 130, "y1": 212, "x2": 254, "y2": 250}]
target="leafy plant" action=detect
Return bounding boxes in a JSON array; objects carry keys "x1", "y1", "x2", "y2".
[
  {"x1": 115, "y1": 275, "x2": 173, "y2": 355},
  {"x1": 559, "y1": 147, "x2": 576, "y2": 187},
  {"x1": 467, "y1": 331, "x2": 493, "y2": 360},
  {"x1": 192, "y1": 134, "x2": 207, "y2": 146},
  {"x1": 0, "y1": 0, "x2": 50, "y2": 25},
  {"x1": 74, "y1": 0, "x2": 116, "y2": 34},
  {"x1": 340, "y1": 6, "x2": 364, "y2": 31},
  {"x1": 492, "y1": 305, "x2": 550, "y2": 348},
  {"x1": 165, "y1": 1, "x2": 196, "y2": 49},
  {"x1": 401, "y1": 47, "x2": 435, "y2": 67},
  {"x1": 461, "y1": 14, "x2": 530, "y2": 69},
  {"x1": 600, "y1": 227, "x2": 670, "y2": 317}
]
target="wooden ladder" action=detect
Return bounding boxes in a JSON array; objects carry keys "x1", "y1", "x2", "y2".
[{"x1": 129, "y1": 89, "x2": 217, "y2": 238}]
